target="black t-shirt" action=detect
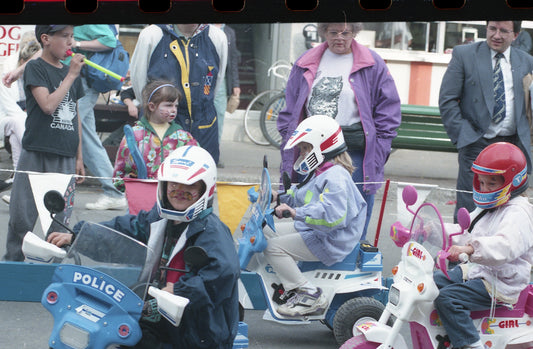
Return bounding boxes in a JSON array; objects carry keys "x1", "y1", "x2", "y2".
[{"x1": 22, "y1": 58, "x2": 84, "y2": 157}]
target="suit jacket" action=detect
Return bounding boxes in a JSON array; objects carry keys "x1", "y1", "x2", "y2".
[{"x1": 439, "y1": 41, "x2": 533, "y2": 171}]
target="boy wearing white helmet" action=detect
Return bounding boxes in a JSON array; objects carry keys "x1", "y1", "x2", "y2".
[
  {"x1": 434, "y1": 142, "x2": 533, "y2": 349},
  {"x1": 264, "y1": 115, "x2": 367, "y2": 317},
  {"x1": 48, "y1": 145, "x2": 240, "y2": 349}
]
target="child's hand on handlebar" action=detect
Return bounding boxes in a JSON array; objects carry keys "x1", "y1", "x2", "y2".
[
  {"x1": 272, "y1": 191, "x2": 279, "y2": 203},
  {"x1": 447, "y1": 244, "x2": 474, "y2": 262},
  {"x1": 274, "y1": 203, "x2": 295, "y2": 219},
  {"x1": 47, "y1": 232, "x2": 73, "y2": 247},
  {"x1": 161, "y1": 282, "x2": 175, "y2": 294}
]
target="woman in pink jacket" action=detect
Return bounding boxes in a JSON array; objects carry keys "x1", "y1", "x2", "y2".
[{"x1": 277, "y1": 22, "x2": 401, "y2": 240}]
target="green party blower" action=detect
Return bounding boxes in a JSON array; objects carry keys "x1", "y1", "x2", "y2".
[{"x1": 66, "y1": 49, "x2": 125, "y2": 82}]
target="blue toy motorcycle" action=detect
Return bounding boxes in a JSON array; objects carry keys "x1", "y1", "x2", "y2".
[
  {"x1": 236, "y1": 158, "x2": 390, "y2": 345},
  {"x1": 22, "y1": 190, "x2": 248, "y2": 348}
]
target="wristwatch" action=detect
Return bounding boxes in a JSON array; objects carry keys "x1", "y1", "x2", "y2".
[{"x1": 75, "y1": 41, "x2": 81, "y2": 49}]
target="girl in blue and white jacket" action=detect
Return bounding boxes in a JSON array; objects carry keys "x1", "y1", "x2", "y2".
[{"x1": 264, "y1": 115, "x2": 367, "y2": 317}]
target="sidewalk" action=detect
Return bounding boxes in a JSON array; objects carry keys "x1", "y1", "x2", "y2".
[
  {"x1": 0, "y1": 110, "x2": 459, "y2": 186},
  {"x1": 218, "y1": 111, "x2": 459, "y2": 187}
]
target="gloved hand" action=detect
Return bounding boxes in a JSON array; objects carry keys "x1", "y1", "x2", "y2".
[{"x1": 142, "y1": 298, "x2": 161, "y2": 323}]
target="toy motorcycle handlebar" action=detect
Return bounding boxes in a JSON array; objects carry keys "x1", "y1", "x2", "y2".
[
  {"x1": 390, "y1": 221, "x2": 411, "y2": 248},
  {"x1": 391, "y1": 185, "x2": 472, "y2": 279},
  {"x1": 22, "y1": 231, "x2": 67, "y2": 263},
  {"x1": 148, "y1": 286, "x2": 190, "y2": 327},
  {"x1": 273, "y1": 206, "x2": 292, "y2": 219},
  {"x1": 458, "y1": 252, "x2": 469, "y2": 263},
  {"x1": 274, "y1": 172, "x2": 292, "y2": 218},
  {"x1": 275, "y1": 171, "x2": 293, "y2": 219}
]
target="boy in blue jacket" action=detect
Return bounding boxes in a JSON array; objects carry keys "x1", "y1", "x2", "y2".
[
  {"x1": 265, "y1": 115, "x2": 367, "y2": 317},
  {"x1": 48, "y1": 145, "x2": 240, "y2": 349}
]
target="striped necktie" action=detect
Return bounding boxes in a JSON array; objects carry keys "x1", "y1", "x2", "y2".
[{"x1": 492, "y1": 52, "x2": 506, "y2": 124}]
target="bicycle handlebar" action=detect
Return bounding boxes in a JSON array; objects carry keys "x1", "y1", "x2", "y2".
[{"x1": 268, "y1": 63, "x2": 292, "y2": 81}]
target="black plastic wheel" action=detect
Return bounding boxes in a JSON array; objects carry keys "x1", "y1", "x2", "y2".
[{"x1": 332, "y1": 297, "x2": 387, "y2": 345}]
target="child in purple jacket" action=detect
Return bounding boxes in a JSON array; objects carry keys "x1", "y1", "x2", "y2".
[{"x1": 265, "y1": 115, "x2": 367, "y2": 317}]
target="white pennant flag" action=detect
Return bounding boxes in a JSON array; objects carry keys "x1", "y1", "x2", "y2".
[
  {"x1": 28, "y1": 172, "x2": 76, "y2": 237},
  {"x1": 396, "y1": 182, "x2": 437, "y2": 225}
]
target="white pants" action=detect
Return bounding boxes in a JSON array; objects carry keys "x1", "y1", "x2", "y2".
[
  {"x1": 0, "y1": 79, "x2": 26, "y2": 169},
  {"x1": 262, "y1": 222, "x2": 319, "y2": 291},
  {"x1": 2, "y1": 113, "x2": 26, "y2": 168}
]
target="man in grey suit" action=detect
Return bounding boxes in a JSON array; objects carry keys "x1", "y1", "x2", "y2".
[{"x1": 440, "y1": 20, "x2": 533, "y2": 220}]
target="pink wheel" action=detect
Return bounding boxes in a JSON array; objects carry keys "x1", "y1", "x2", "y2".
[{"x1": 339, "y1": 334, "x2": 379, "y2": 349}]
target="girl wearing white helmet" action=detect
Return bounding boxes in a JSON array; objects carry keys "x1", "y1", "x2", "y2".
[
  {"x1": 263, "y1": 115, "x2": 367, "y2": 317},
  {"x1": 434, "y1": 142, "x2": 533, "y2": 349},
  {"x1": 48, "y1": 145, "x2": 241, "y2": 348}
]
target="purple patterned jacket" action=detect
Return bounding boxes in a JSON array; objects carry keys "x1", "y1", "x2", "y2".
[{"x1": 277, "y1": 40, "x2": 401, "y2": 195}]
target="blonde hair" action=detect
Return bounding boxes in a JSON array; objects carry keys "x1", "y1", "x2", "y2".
[
  {"x1": 18, "y1": 32, "x2": 40, "y2": 66},
  {"x1": 332, "y1": 152, "x2": 355, "y2": 174}
]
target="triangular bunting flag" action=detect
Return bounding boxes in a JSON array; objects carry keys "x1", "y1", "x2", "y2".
[
  {"x1": 216, "y1": 182, "x2": 256, "y2": 235},
  {"x1": 29, "y1": 173, "x2": 76, "y2": 238}
]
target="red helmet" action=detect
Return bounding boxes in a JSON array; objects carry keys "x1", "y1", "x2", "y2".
[{"x1": 471, "y1": 142, "x2": 528, "y2": 209}]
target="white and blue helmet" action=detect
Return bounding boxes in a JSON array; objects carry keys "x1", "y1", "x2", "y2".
[
  {"x1": 156, "y1": 145, "x2": 217, "y2": 222},
  {"x1": 284, "y1": 115, "x2": 347, "y2": 175}
]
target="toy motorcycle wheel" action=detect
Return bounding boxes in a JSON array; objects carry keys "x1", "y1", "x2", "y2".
[
  {"x1": 332, "y1": 297, "x2": 387, "y2": 345},
  {"x1": 338, "y1": 334, "x2": 379, "y2": 349}
]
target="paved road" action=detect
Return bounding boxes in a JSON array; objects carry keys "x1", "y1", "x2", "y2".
[{"x1": 0, "y1": 129, "x2": 461, "y2": 348}]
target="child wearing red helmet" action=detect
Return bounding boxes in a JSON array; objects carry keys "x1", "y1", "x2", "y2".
[{"x1": 434, "y1": 142, "x2": 533, "y2": 349}]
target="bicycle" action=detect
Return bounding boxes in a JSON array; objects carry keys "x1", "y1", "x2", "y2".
[
  {"x1": 243, "y1": 61, "x2": 291, "y2": 146},
  {"x1": 260, "y1": 89, "x2": 286, "y2": 149}
]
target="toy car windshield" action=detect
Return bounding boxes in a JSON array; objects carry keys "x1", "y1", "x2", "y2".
[{"x1": 62, "y1": 222, "x2": 155, "y2": 295}]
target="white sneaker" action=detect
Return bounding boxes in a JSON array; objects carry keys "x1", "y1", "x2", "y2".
[
  {"x1": 85, "y1": 195, "x2": 127, "y2": 210},
  {"x1": 2, "y1": 194, "x2": 9, "y2": 204},
  {"x1": 276, "y1": 287, "x2": 328, "y2": 317}
]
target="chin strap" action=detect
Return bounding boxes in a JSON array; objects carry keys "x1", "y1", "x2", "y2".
[
  {"x1": 468, "y1": 209, "x2": 489, "y2": 233},
  {"x1": 296, "y1": 170, "x2": 315, "y2": 189}
]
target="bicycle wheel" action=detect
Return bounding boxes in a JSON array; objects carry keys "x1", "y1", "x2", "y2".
[
  {"x1": 243, "y1": 90, "x2": 280, "y2": 146},
  {"x1": 260, "y1": 92, "x2": 285, "y2": 149}
]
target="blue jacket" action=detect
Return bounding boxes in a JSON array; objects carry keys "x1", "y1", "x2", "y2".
[
  {"x1": 130, "y1": 24, "x2": 227, "y2": 164},
  {"x1": 281, "y1": 163, "x2": 367, "y2": 265},
  {"x1": 74, "y1": 205, "x2": 240, "y2": 348}
]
